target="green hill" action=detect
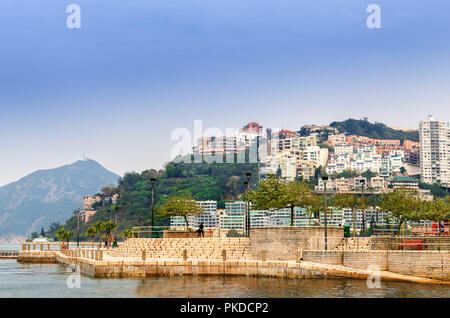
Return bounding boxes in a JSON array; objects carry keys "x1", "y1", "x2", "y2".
[
  {"x1": 50, "y1": 156, "x2": 258, "y2": 240},
  {"x1": 329, "y1": 118, "x2": 419, "y2": 143}
]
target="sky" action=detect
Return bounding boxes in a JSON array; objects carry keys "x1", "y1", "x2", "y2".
[{"x1": 0, "y1": 0, "x2": 450, "y2": 186}]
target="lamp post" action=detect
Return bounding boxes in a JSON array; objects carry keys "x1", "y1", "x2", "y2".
[
  {"x1": 114, "y1": 205, "x2": 118, "y2": 244},
  {"x1": 151, "y1": 178, "x2": 156, "y2": 228},
  {"x1": 361, "y1": 179, "x2": 366, "y2": 237},
  {"x1": 76, "y1": 207, "x2": 80, "y2": 248},
  {"x1": 322, "y1": 176, "x2": 328, "y2": 250},
  {"x1": 245, "y1": 173, "x2": 252, "y2": 237}
]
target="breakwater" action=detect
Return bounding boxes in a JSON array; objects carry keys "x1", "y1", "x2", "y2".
[{"x1": 17, "y1": 250, "x2": 449, "y2": 285}]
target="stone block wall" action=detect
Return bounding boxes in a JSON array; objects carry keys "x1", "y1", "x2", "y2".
[
  {"x1": 250, "y1": 226, "x2": 344, "y2": 260},
  {"x1": 387, "y1": 251, "x2": 450, "y2": 281},
  {"x1": 302, "y1": 251, "x2": 343, "y2": 265},
  {"x1": 303, "y1": 249, "x2": 450, "y2": 281},
  {"x1": 17, "y1": 251, "x2": 57, "y2": 263},
  {"x1": 342, "y1": 251, "x2": 388, "y2": 270}
]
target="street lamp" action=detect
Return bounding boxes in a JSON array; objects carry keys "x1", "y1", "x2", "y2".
[
  {"x1": 321, "y1": 176, "x2": 329, "y2": 250},
  {"x1": 76, "y1": 207, "x2": 80, "y2": 248},
  {"x1": 361, "y1": 179, "x2": 366, "y2": 237},
  {"x1": 151, "y1": 178, "x2": 156, "y2": 228},
  {"x1": 245, "y1": 173, "x2": 252, "y2": 237}
]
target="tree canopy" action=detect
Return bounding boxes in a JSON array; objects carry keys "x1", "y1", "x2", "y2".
[{"x1": 157, "y1": 196, "x2": 204, "y2": 229}]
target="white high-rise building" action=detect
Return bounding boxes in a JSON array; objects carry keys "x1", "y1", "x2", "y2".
[
  {"x1": 419, "y1": 115, "x2": 450, "y2": 186},
  {"x1": 170, "y1": 201, "x2": 219, "y2": 229}
]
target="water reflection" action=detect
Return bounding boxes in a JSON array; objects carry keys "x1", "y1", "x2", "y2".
[
  {"x1": 0, "y1": 260, "x2": 449, "y2": 298},
  {"x1": 134, "y1": 276, "x2": 450, "y2": 298}
]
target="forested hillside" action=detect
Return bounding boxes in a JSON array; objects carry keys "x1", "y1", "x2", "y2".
[
  {"x1": 49, "y1": 156, "x2": 258, "y2": 240},
  {"x1": 329, "y1": 118, "x2": 419, "y2": 143}
]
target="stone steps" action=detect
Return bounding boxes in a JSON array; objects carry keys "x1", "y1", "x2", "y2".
[{"x1": 109, "y1": 238, "x2": 254, "y2": 260}]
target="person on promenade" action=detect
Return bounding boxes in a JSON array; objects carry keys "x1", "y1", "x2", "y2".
[{"x1": 197, "y1": 222, "x2": 205, "y2": 237}]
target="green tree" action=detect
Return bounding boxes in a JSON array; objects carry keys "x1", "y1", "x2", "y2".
[
  {"x1": 333, "y1": 193, "x2": 368, "y2": 237},
  {"x1": 158, "y1": 196, "x2": 204, "y2": 230},
  {"x1": 64, "y1": 230, "x2": 74, "y2": 248},
  {"x1": 85, "y1": 226, "x2": 97, "y2": 248},
  {"x1": 336, "y1": 169, "x2": 359, "y2": 179},
  {"x1": 379, "y1": 188, "x2": 424, "y2": 236},
  {"x1": 361, "y1": 169, "x2": 376, "y2": 179},
  {"x1": 92, "y1": 221, "x2": 106, "y2": 247},
  {"x1": 121, "y1": 228, "x2": 133, "y2": 239},
  {"x1": 306, "y1": 194, "x2": 333, "y2": 226},
  {"x1": 56, "y1": 227, "x2": 67, "y2": 248},
  {"x1": 103, "y1": 220, "x2": 118, "y2": 244},
  {"x1": 226, "y1": 229, "x2": 246, "y2": 237},
  {"x1": 248, "y1": 176, "x2": 314, "y2": 226},
  {"x1": 421, "y1": 198, "x2": 450, "y2": 236}
]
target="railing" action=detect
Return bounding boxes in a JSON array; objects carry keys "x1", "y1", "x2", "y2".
[
  {"x1": 131, "y1": 226, "x2": 171, "y2": 238},
  {"x1": 59, "y1": 247, "x2": 105, "y2": 261},
  {"x1": 131, "y1": 226, "x2": 216, "y2": 238},
  {"x1": 0, "y1": 250, "x2": 19, "y2": 257},
  {"x1": 21, "y1": 242, "x2": 111, "y2": 251},
  {"x1": 302, "y1": 237, "x2": 450, "y2": 251}
]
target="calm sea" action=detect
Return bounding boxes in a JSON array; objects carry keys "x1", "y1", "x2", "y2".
[{"x1": 0, "y1": 258, "x2": 449, "y2": 298}]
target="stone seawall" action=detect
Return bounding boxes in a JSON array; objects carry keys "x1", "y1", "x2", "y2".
[
  {"x1": 16, "y1": 250, "x2": 449, "y2": 284},
  {"x1": 250, "y1": 227, "x2": 344, "y2": 260},
  {"x1": 303, "y1": 250, "x2": 450, "y2": 281},
  {"x1": 17, "y1": 251, "x2": 58, "y2": 263}
]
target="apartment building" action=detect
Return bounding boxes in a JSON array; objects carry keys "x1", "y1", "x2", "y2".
[
  {"x1": 297, "y1": 160, "x2": 316, "y2": 181},
  {"x1": 272, "y1": 135, "x2": 317, "y2": 154},
  {"x1": 419, "y1": 115, "x2": 450, "y2": 186},
  {"x1": 83, "y1": 195, "x2": 102, "y2": 211},
  {"x1": 327, "y1": 134, "x2": 347, "y2": 146},
  {"x1": 388, "y1": 176, "x2": 419, "y2": 189},
  {"x1": 346, "y1": 135, "x2": 402, "y2": 154},
  {"x1": 194, "y1": 136, "x2": 245, "y2": 156},
  {"x1": 170, "y1": 201, "x2": 219, "y2": 228},
  {"x1": 334, "y1": 144, "x2": 353, "y2": 155}
]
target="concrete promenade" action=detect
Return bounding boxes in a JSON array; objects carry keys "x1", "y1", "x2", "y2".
[
  {"x1": 15, "y1": 229, "x2": 450, "y2": 284},
  {"x1": 17, "y1": 249, "x2": 449, "y2": 285}
]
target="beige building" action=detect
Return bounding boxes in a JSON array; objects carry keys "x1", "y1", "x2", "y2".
[
  {"x1": 370, "y1": 177, "x2": 387, "y2": 192},
  {"x1": 297, "y1": 160, "x2": 316, "y2": 181},
  {"x1": 81, "y1": 211, "x2": 97, "y2": 223},
  {"x1": 328, "y1": 134, "x2": 347, "y2": 146},
  {"x1": 335, "y1": 177, "x2": 351, "y2": 193},
  {"x1": 83, "y1": 196, "x2": 102, "y2": 211}
]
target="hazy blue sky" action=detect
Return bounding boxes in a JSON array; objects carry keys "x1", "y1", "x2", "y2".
[{"x1": 1, "y1": 0, "x2": 450, "y2": 186}]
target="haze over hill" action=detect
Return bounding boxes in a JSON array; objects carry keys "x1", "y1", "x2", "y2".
[{"x1": 0, "y1": 159, "x2": 120, "y2": 241}]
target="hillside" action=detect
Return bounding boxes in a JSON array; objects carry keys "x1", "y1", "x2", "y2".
[
  {"x1": 53, "y1": 157, "x2": 258, "y2": 240},
  {"x1": 0, "y1": 159, "x2": 120, "y2": 240},
  {"x1": 329, "y1": 118, "x2": 419, "y2": 143}
]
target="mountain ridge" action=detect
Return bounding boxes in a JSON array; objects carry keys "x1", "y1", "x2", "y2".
[{"x1": 0, "y1": 159, "x2": 120, "y2": 240}]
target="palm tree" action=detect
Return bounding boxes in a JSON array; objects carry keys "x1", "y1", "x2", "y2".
[
  {"x1": 102, "y1": 221, "x2": 118, "y2": 247},
  {"x1": 64, "y1": 230, "x2": 74, "y2": 248},
  {"x1": 92, "y1": 221, "x2": 105, "y2": 248},
  {"x1": 56, "y1": 227, "x2": 67, "y2": 249},
  {"x1": 85, "y1": 226, "x2": 97, "y2": 248}
]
